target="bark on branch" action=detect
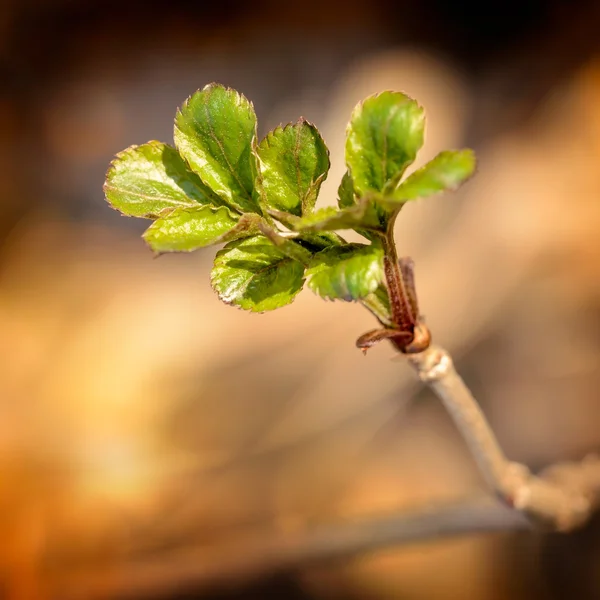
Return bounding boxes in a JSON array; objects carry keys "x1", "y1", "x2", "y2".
[{"x1": 408, "y1": 345, "x2": 600, "y2": 531}]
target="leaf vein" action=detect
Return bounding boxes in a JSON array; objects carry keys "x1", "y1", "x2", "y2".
[
  {"x1": 236, "y1": 256, "x2": 294, "y2": 296},
  {"x1": 380, "y1": 103, "x2": 400, "y2": 188},
  {"x1": 104, "y1": 184, "x2": 192, "y2": 205},
  {"x1": 200, "y1": 91, "x2": 253, "y2": 202},
  {"x1": 293, "y1": 125, "x2": 303, "y2": 206}
]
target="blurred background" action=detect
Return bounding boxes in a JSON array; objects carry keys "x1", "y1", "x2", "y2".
[{"x1": 1, "y1": 0, "x2": 600, "y2": 598}]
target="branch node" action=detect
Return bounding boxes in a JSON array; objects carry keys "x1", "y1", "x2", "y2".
[
  {"x1": 409, "y1": 347, "x2": 452, "y2": 382},
  {"x1": 500, "y1": 462, "x2": 532, "y2": 505},
  {"x1": 405, "y1": 345, "x2": 600, "y2": 533}
]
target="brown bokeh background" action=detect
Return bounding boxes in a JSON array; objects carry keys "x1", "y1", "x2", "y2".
[{"x1": 1, "y1": 0, "x2": 600, "y2": 598}]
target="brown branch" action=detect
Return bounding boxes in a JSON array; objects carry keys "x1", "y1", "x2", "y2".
[
  {"x1": 408, "y1": 345, "x2": 600, "y2": 531},
  {"x1": 57, "y1": 496, "x2": 528, "y2": 600},
  {"x1": 53, "y1": 345, "x2": 600, "y2": 599}
]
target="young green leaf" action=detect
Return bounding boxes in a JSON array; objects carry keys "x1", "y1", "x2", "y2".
[
  {"x1": 295, "y1": 231, "x2": 346, "y2": 252},
  {"x1": 143, "y1": 205, "x2": 259, "y2": 254},
  {"x1": 104, "y1": 141, "x2": 222, "y2": 218},
  {"x1": 337, "y1": 170, "x2": 356, "y2": 209},
  {"x1": 255, "y1": 120, "x2": 330, "y2": 216},
  {"x1": 346, "y1": 91, "x2": 424, "y2": 196},
  {"x1": 174, "y1": 84, "x2": 258, "y2": 214},
  {"x1": 361, "y1": 285, "x2": 393, "y2": 327},
  {"x1": 306, "y1": 243, "x2": 384, "y2": 301},
  {"x1": 211, "y1": 235, "x2": 305, "y2": 312},
  {"x1": 382, "y1": 149, "x2": 476, "y2": 207}
]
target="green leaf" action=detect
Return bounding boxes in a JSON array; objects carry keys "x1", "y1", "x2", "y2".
[
  {"x1": 346, "y1": 91, "x2": 424, "y2": 196},
  {"x1": 291, "y1": 198, "x2": 382, "y2": 233},
  {"x1": 337, "y1": 170, "x2": 356, "y2": 209},
  {"x1": 256, "y1": 119, "x2": 330, "y2": 216},
  {"x1": 306, "y1": 243, "x2": 384, "y2": 301},
  {"x1": 211, "y1": 235, "x2": 305, "y2": 312},
  {"x1": 143, "y1": 205, "x2": 260, "y2": 254},
  {"x1": 174, "y1": 83, "x2": 259, "y2": 213},
  {"x1": 382, "y1": 149, "x2": 476, "y2": 207},
  {"x1": 295, "y1": 231, "x2": 346, "y2": 252},
  {"x1": 104, "y1": 141, "x2": 222, "y2": 218},
  {"x1": 361, "y1": 285, "x2": 393, "y2": 327}
]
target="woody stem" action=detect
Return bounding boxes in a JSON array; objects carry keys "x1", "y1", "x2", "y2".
[{"x1": 381, "y1": 216, "x2": 415, "y2": 335}]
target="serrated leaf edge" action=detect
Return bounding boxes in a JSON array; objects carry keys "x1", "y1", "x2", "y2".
[
  {"x1": 306, "y1": 243, "x2": 384, "y2": 302},
  {"x1": 103, "y1": 140, "x2": 212, "y2": 219},
  {"x1": 209, "y1": 236, "x2": 306, "y2": 313},
  {"x1": 383, "y1": 148, "x2": 477, "y2": 208},
  {"x1": 142, "y1": 204, "x2": 247, "y2": 255},
  {"x1": 345, "y1": 90, "x2": 425, "y2": 194},
  {"x1": 174, "y1": 83, "x2": 258, "y2": 214},
  {"x1": 254, "y1": 118, "x2": 330, "y2": 217}
]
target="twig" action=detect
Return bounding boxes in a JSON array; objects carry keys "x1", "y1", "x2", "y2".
[
  {"x1": 52, "y1": 345, "x2": 600, "y2": 599},
  {"x1": 58, "y1": 496, "x2": 528, "y2": 600},
  {"x1": 408, "y1": 345, "x2": 600, "y2": 531},
  {"x1": 409, "y1": 345, "x2": 510, "y2": 491}
]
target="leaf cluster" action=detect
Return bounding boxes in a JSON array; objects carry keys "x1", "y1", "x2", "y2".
[{"x1": 105, "y1": 84, "x2": 475, "y2": 315}]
